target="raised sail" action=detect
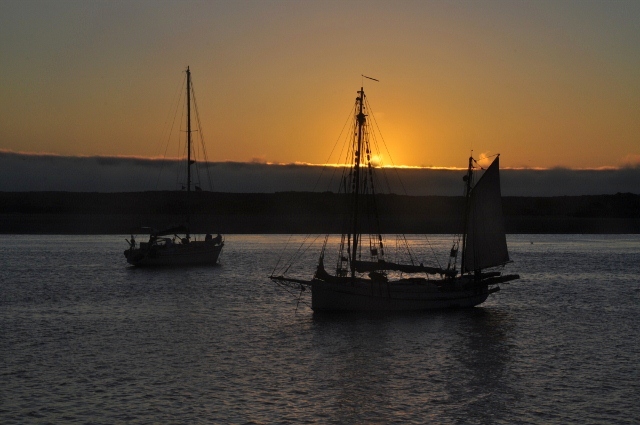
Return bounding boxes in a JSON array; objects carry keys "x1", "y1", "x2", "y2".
[{"x1": 463, "y1": 156, "x2": 509, "y2": 272}]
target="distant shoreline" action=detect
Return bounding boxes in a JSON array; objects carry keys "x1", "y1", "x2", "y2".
[{"x1": 1, "y1": 191, "x2": 638, "y2": 234}]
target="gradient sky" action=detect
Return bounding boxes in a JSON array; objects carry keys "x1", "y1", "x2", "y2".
[{"x1": 1, "y1": 0, "x2": 639, "y2": 170}]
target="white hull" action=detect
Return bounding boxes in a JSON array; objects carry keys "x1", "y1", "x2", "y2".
[
  {"x1": 125, "y1": 241, "x2": 223, "y2": 266},
  {"x1": 311, "y1": 278, "x2": 494, "y2": 311}
]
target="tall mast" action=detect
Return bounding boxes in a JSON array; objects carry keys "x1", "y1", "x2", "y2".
[
  {"x1": 350, "y1": 87, "x2": 366, "y2": 278},
  {"x1": 186, "y1": 66, "x2": 192, "y2": 240},
  {"x1": 460, "y1": 155, "x2": 474, "y2": 274}
]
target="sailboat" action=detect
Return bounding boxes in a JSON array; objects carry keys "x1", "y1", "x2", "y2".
[
  {"x1": 270, "y1": 86, "x2": 519, "y2": 311},
  {"x1": 124, "y1": 67, "x2": 224, "y2": 266}
]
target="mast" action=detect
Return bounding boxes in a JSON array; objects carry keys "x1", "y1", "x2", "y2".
[
  {"x1": 186, "y1": 66, "x2": 192, "y2": 240},
  {"x1": 350, "y1": 87, "x2": 366, "y2": 278},
  {"x1": 460, "y1": 155, "x2": 474, "y2": 274}
]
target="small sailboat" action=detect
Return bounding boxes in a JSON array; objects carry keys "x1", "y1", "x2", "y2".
[
  {"x1": 270, "y1": 86, "x2": 518, "y2": 311},
  {"x1": 124, "y1": 67, "x2": 224, "y2": 266}
]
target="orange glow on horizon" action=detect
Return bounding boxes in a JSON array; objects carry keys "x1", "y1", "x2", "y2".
[{"x1": 1, "y1": 2, "x2": 639, "y2": 171}]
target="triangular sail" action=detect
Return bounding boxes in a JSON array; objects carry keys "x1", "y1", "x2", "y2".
[{"x1": 463, "y1": 156, "x2": 509, "y2": 272}]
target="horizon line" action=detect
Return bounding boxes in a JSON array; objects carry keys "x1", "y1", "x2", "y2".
[{"x1": 1, "y1": 149, "x2": 637, "y2": 171}]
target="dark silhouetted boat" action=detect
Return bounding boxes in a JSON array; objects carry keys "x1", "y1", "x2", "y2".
[
  {"x1": 270, "y1": 85, "x2": 518, "y2": 311},
  {"x1": 124, "y1": 67, "x2": 223, "y2": 266}
]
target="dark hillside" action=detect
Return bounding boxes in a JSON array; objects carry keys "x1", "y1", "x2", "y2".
[{"x1": 0, "y1": 192, "x2": 638, "y2": 234}]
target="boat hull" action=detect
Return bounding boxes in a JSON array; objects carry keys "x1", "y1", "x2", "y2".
[
  {"x1": 125, "y1": 241, "x2": 223, "y2": 267},
  {"x1": 311, "y1": 278, "x2": 493, "y2": 311}
]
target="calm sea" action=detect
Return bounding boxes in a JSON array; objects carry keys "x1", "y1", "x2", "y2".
[{"x1": 1, "y1": 234, "x2": 639, "y2": 424}]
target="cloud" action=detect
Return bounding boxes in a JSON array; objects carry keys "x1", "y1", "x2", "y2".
[
  {"x1": 0, "y1": 150, "x2": 638, "y2": 195},
  {"x1": 621, "y1": 154, "x2": 640, "y2": 168}
]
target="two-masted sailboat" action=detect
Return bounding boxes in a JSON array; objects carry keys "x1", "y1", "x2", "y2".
[
  {"x1": 124, "y1": 67, "x2": 224, "y2": 266},
  {"x1": 270, "y1": 86, "x2": 519, "y2": 311}
]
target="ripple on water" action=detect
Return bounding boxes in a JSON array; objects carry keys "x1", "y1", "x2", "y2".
[{"x1": 1, "y1": 235, "x2": 639, "y2": 424}]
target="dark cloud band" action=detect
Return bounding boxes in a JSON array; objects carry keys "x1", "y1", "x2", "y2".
[{"x1": 1, "y1": 151, "x2": 638, "y2": 195}]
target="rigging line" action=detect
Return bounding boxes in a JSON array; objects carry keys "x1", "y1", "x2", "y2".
[
  {"x1": 192, "y1": 96, "x2": 205, "y2": 190},
  {"x1": 329, "y1": 113, "x2": 357, "y2": 190},
  {"x1": 329, "y1": 115, "x2": 357, "y2": 193},
  {"x1": 282, "y1": 234, "x2": 322, "y2": 276},
  {"x1": 155, "y1": 73, "x2": 187, "y2": 190},
  {"x1": 294, "y1": 287, "x2": 305, "y2": 315},
  {"x1": 190, "y1": 80, "x2": 215, "y2": 191},
  {"x1": 365, "y1": 161, "x2": 385, "y2": 255},
  {"x1": 368, "y1": 136, "x2": 398, "y2": 220},
  {"x1": 154, "y1": 73, "x2": 187, "y2": 159},
  {"x1": 400, "y1": 234, "x2": 417, "y2": 266},
  {"x1": 394, "y1": 236, "x2": 400, "y2": 266},
  {"x1": 176, "y1": 103, "x2": 188, "y2": 190},
  {"x1": 175, "y1": 84, "x2": 192, "y2": 190},
  {"x1": 311, "y1": 100, "x2": 357, "y2": 192},
  {"x1": 191, "y1": 81, "x2": 207, "y2": 190},
  {"x1": 190, "y1": 81, "x2": 201, "y2": 184},
  {"x1": 451, "y1": 161, "x2": 467, "y2": 264},
  {"x1": 367, "y1": 124, "x2": 394, "y2": 195},
  {"x1": 423, "y1": 234, "x2": 443, "y2": 270},
  {"x1": 473, "y1": 153, "x2": 499, "y2": 172},
  {"x1": 271, "y1": 233, "x2": 295, "y2": 276},
  {"x1": 323, "y1": 128, "x2": 350, "y2": 197},
  {"x1": 153, "y1": 73, "x2": 186, "y2": 159},
  {"x1": 281, "y1": 233, "x2": 316, "y2": 275},
  {"x1": 270, "y1": 279, "x2": 311, "y2": 307},
  {"x1": 483, "y1": 153, "x2": 500, "y2": 159},
  {"x1": 364, "y1": 99, "x2": 418, "y2": 262},
  {"x1": 290, "y1": 233, "x2": 315, "y2": 264},
  {"x1": 366, "y1": 98, "x2": 409, "y2": 196},
  {"x1": 363, "y1": 103, "x2": 395, "y2": 196},
  {"x1": 171, "y1": 96, "x2": 188, "y2": 190}
]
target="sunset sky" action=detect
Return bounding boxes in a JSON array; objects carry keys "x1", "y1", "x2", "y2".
[{"x1": 1, "y1": 0, "x2": 639, "y2": 171}]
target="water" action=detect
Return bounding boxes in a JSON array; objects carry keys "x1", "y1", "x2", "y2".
[{"x1": 1, "y1": 234, "x2": 639, "y2": 424}]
